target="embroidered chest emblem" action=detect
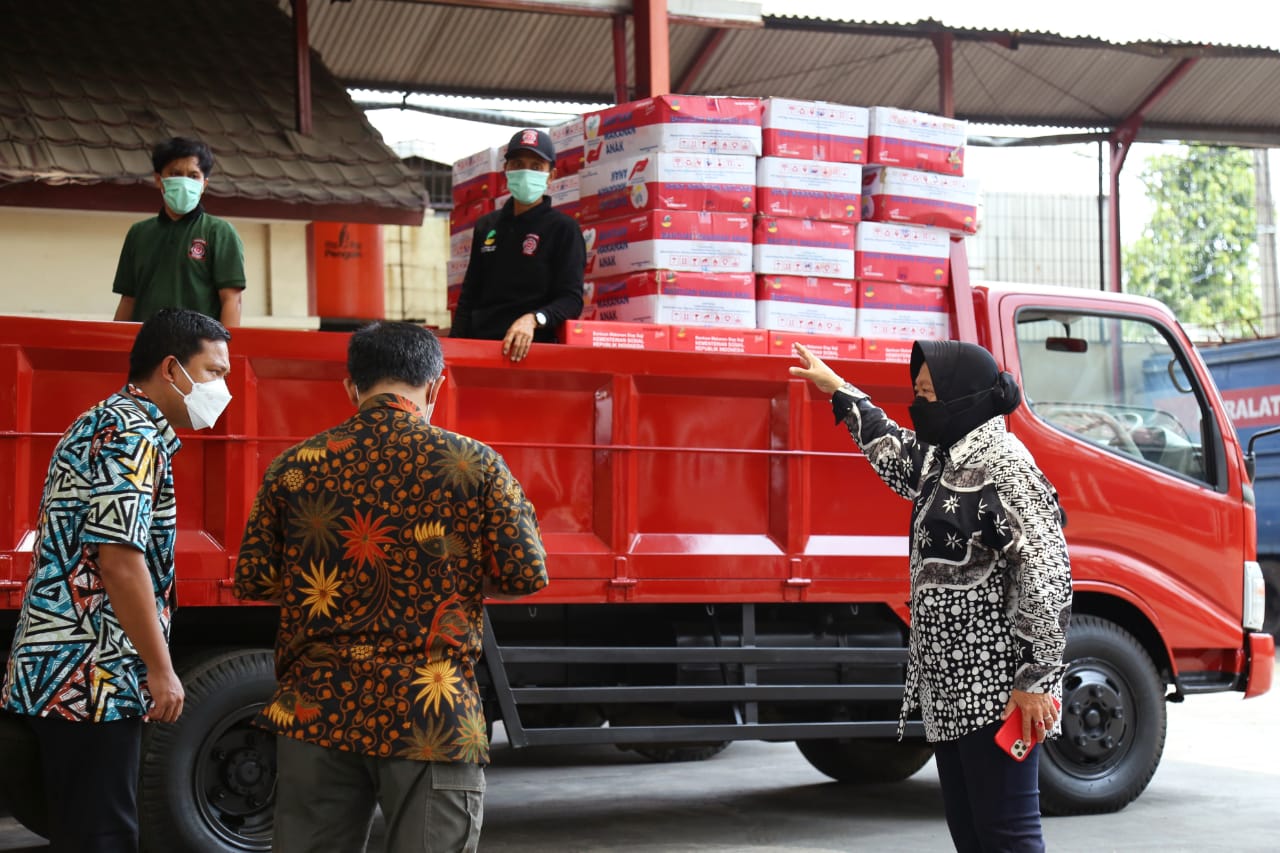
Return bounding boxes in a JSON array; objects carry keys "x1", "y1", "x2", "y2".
[
  {"x1": 480, "y1": 229, "x2": 498, "y2": 254},
  {"x1": 188, "y1": 238, "x2": 208, "y2": 261},
  {"x1": 522, "y1": 234, "x2": 540, "y2": 256}
]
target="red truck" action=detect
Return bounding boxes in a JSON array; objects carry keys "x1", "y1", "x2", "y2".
[{"x1": 0, "y1": 240, "x2": 1272, "y2": 852}]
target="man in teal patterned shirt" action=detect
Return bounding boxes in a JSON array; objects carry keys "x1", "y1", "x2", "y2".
[{"x1": 1, "y1": 309, "x2": 231, "y2": 852}]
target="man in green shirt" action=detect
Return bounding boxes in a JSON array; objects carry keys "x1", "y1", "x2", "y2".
[{"x1": 112, "y1": 137, "x2": 247, "y2": 326}]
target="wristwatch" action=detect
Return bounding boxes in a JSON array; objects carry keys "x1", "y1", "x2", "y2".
[{"x1": 534, "y1": 311, "x2": 548, "y2": 328}]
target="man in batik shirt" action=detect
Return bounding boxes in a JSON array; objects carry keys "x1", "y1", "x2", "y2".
[
  {"x1": 234, "y1": 321, "x2": 548, "y2": 853},
  {"x1": 2, "y1": 309, "x2": 232, "y2": 852}
]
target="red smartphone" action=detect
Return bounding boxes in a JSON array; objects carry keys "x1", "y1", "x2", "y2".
[
  {"x1": 994, "y1": 706, "x2": 1036, "y2": 761},
  {"x1": 994, "y1": 698, "x2": 1061, "y2": 762}
]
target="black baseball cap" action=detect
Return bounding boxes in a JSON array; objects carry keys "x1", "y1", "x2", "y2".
[{"x1": 506, "y1": 128, "x2": 555, "y2": 163}]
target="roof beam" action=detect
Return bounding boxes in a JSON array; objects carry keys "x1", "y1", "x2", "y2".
[
  {"x1": 1107, "y1": 57, "x2": 1200, "y2": 292},
  {"x1": 676, "y1": 28, "x2": 727, "y2": 93},
  {"x1": 412, "y1": 0, "x2": 761, "y2": 26}
]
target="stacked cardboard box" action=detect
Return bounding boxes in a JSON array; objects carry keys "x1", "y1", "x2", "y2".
[
  {"x1": 578, "y1": 95, "x2": 764, "y2": 338},
  {"x1": 557, "y1": 99, "x2": 981, "y2": 354},
  {"x1": 750, "y1": 99, "x2": 868, "y2": 352},
  {"x1": 551, "y1": 117, "x2": 585, "y2": 177},
  {"x1": 854, "y1": 106, "x2": 977, "y2": 344}
]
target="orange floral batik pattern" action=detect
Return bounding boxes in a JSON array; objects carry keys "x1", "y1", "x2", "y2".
[{"x1": 234, "y1": 393, "x2": 548, "y2": 764}]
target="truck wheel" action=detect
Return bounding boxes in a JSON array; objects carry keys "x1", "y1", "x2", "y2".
[
  {"x1": 628, "y1": 741, "x2": 731, "y2": 762},
  {"x1": 1039, "y1": 616, "x2": 1166, "y2": 815},
  {"x1": 796, "y1": 738, "x2": 933, "y2": 783},
  {"x1": 139, "y1": 649, "x2": 277, "y2": 853}
]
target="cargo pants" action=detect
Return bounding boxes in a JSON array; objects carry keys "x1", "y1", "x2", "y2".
[{"x1": 271, "y1": 736, "x2": 485, "y2": 853}]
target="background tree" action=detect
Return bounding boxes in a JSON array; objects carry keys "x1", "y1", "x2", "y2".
[{"x1": 1124, "y1": 146, "x2": 1259, "y2": 336}]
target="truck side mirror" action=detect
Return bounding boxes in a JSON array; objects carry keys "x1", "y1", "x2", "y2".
[{"x1": 1245, "y1": 425, "x2": 1280, "y2": 482}]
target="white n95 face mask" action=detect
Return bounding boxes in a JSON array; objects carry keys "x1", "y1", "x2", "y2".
[{"x1": 172, "y1": 361, "x2": 232, "y2": 430}]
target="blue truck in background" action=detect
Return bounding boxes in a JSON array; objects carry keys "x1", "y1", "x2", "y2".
[{"x1": 1200, "y1": 337, "x2": 1280, "y2": 635}]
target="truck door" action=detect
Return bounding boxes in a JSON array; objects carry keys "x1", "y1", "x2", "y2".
[{"x1": 999, "y1": 301, "x2": 1248, "y2": 655}]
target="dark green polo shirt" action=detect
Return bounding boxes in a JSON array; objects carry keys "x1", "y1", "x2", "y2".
[{"x1": 111, "y1": 207, "x2": 246, "y2": 322}]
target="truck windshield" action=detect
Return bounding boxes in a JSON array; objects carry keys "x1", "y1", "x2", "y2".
[{"x1": 1016, "y1": 311, "x2": 1213, "y2": 485}]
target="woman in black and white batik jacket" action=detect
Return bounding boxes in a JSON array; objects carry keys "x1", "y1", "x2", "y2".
[{"x1": 791, "y1": 339, "x2": 1071, "y2": 853}]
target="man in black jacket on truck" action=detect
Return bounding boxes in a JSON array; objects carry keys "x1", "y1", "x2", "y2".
[{"x1": 451, "y1": 128, "x2": 585, "y2": 362}]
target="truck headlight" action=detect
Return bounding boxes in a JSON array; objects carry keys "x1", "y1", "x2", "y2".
[{"x1": 1244, "y1": 560, "x2": 1266, "y2": 631}]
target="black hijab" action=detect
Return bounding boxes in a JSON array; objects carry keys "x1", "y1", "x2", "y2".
[{"x1": 908, "y1": 340, "x2": 1022, "y2": 448}]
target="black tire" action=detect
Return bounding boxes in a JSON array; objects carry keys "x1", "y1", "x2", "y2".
[
  {"x1": 1039, "y1": 616, "x2": 1166, "y2": 816},
  {"x1": 628, "y1": 741, "x2": 731, "y2": 762},
  {"x1": 0, "y1": 711, "x2": 48, "y2": 838},
  {"x1": 796, "y1": 738, "x2": 934, "y2": 784},
  {"x1": 139, "y1": 649, "x2": 277, "y2": 853}
]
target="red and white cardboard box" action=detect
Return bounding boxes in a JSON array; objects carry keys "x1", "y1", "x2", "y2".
[
  {"x1": 446, "y1": 255, "x2": 469, "y2": 288},
  {"x1": 767, "y1": 330, "x2": 863, "y2": 360},
  {"x1": 756, "y1": 157, "x2": 861, "y2": 222},
  {"x1": 862, "y1": 167, "x2": 979, "y2": 235},
  {"x1": 551, "y1": 116, "x2": 585, "y2": 176},
  {"x1": 550, "y1": 175, "x2": 581, "y2": 220},
  {"x1": 560, "y1": 319, "x2": 670, "y2": 350},
  {"x1": 857, "y1": 282, "x2": 951, "y2": 341},
  {"x1": 855, "y1": 221, "x2": 951, "y2": 286},
  {"x1": 867, "y1": 107, "x2": 966, "y2": 175},
  {"x1": 450, "y1": 229, "x2": 473, "y2": 261},
  {"x1": 582, "y1": 95, "x2": 763, "y2": 164},
  {"x1": 668, "y1": 326, "x2": 769, "y2": 355},
  {"x1": 755, "y1": 275, "x2": 858, "y2": 336},
  {"x1": 752, "y1": 217, "x2": 856, "y2": 279},
  {"x1": 591, "y1": 271, "x2": 756, "y2": 328},
  {"x1": 583, "y1": 211, "x2": 754, "y2": 279},
  {"x1": 762, "y1": 99, "x2": 869, "y2": 163},
  {"x1": 578, "y1": 153, "x2": 757, "y2": 223},
  {"x1": 449, "y1": 198, "x2": 493, "y2": 235},
  {"x1": 451, "y1": 145, "x2": 506, "y2": 205},
  {"x1": 861, "y1": 338, "x2": 915, "y2": 363}
]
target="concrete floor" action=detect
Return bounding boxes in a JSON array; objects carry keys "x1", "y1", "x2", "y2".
[{"x1": 3, "y1": 657, "x2": 1278, "y2": 852}]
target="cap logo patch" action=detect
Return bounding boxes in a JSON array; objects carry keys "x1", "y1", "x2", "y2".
[{"x1": 521, "y1": 130, "x2": 539, "y2": 146}]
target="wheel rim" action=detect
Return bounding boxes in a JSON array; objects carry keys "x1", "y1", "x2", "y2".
[
  {"x1": 193, "y1": 702, "x2": 276, "y2": 850},
  {"x1": 1045, "y1": 655, "x2": 1136, "y2": 778}
]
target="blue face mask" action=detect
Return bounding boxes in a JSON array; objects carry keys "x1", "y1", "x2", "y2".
[
  {"x1": 506, "y1": 169, "x2": 549, "y2": 205},
  {"x1": 162, "y1": 176, "x2": 204, "y2": 216}
]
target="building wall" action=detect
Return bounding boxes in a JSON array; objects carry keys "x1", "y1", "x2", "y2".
[
  {"x1": 383, "y1": 211, "x2": 450, "y2": 330},
  {"x1": 968, "y1": 193, "x2": 1109, "y2": 290},
  {"x1": 0, "y1": 208, "x2": 455, "y2": 330}
]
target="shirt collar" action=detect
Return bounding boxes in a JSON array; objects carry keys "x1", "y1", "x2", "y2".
[
  {"x1": 156, "y1": 204, "x2": 205, "y2": 224},
  {"x1": 944, "y1": 416, "x2": 1004, "y2": 466},
  {"x1": 119, "y1": 384, "x2": 182, "y2": 456},
  {"x1": 357, "y1": 392, "x2": 426, "y2": 419},
  {"x1": 501, "y1": 197, "x2": 550, "y2": 219}
]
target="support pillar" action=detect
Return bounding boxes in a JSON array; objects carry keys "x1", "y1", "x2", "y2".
[
  {"x1": 933, "y1": 33, "x2": 955, "y2": 118},
  {"x1": 291, "y1": 0, "x2": 312, "y2": 134},
  {"x1": 633, "y1": 0, "x2": 670, "y2": 99}
]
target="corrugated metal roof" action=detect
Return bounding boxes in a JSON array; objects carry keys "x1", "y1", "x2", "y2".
[
  {"x1": 294, "y1": 2, "x2": 1280, "y2": 144},
  {"x1": 0, "y1": 0, "x2": 426, "y2": 223}
]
